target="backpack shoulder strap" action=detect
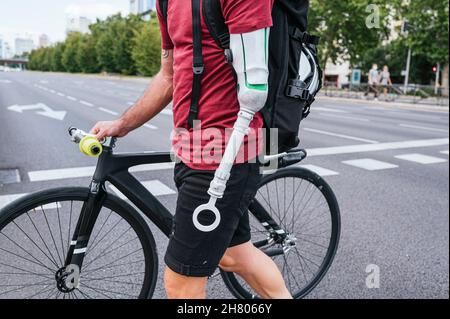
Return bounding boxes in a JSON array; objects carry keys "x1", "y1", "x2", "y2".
[
  {"x1": 203, "y1": 0, "x2": 230, "y2": 49},
  {"x1": 158, "y1": 0, "x2": 169, "y2": 22}
]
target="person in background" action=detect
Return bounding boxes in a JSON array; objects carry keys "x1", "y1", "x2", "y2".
[
  {"x1": 365, "y1": 63, "x2": 380, "y2": 101},
  {"x1": 380, "y1": 65, "x2": 392, "y2": 101}
]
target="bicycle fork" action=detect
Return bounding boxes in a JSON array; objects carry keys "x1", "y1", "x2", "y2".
[{"x1": 56, "y1": 180, "x2": 107, "y2": 293}]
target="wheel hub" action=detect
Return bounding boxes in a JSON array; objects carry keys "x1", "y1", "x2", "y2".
[{"x1": 55, "y1": 267, "x2": 76, "y2": 293}]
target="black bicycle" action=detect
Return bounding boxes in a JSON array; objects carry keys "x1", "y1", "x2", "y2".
[{"x1": 0, "y1": 128, "x2": 340, "y2": 299}]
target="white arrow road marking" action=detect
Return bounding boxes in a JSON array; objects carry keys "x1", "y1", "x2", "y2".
[{"x1": 7, "y1": 103, "x2": 67, "y2": 121}]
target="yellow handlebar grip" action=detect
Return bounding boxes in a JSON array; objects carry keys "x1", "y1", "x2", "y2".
[{"x1": 79, "y1": 136, "x2": 103, "y2": 157}]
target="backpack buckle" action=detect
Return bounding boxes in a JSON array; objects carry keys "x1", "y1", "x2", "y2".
[
  {"x1": 193, "y1": 64, "x2": 204, "y2": 75},
  {"x1": 286, "y1": 79, "x2": 310, "y2": 100},
  {"x1": 224, "y1": 49, "x2": 233, "y2": 63}
]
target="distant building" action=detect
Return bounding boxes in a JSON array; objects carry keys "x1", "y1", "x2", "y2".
[
  {"x1": 3, "y1": 42, "x2": 12, "y2": 59},
  {"x1": 0, "y1": 37, "x2": 3, "y2": 59},
  {"x1": 15, "y1": 38, "x2": 35, "y2": 57},
  {"x1": 66, "y1": 16, "x2": 92, "y2": 35},
  {"x1": 130, "y1": 0, "x2": 156, "y2": 15},
  {"x1": 38, "y1": 34, "x2": 50, "y2": 48}
]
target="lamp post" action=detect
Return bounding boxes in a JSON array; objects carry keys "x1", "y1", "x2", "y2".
[{"x1": 402, "y1": 21, "x2": 412, "y2": 94}]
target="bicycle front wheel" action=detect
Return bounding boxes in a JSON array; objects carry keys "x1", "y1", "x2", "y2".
[
  {"x1": 0, "y1": 187, "x2": 158, "y2": 299},
  {"x1": 221, "y1": 167, "x2": 341, "y2": 299}
]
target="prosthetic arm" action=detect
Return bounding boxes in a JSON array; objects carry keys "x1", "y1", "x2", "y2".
[{"x1": 193, "y1": 28, "x2": 270, "y2": 232}]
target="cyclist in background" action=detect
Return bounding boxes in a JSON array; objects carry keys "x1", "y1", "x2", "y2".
[{"x1": 90, "y1": 0, "x2": 292, "y2": 299}]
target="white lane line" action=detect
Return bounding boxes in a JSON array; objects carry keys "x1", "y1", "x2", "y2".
[
  {"x1": 49, "y1": 89, "x2": 56, "y2": 94},
  {"x1": 66, "y1": 96, "x2": 77, "y2": 101},
  {"x1": 28, "y1": 162, "x2": 175, "y2": 182},
  {"x1": 130, "y1": 162, "x2": 175, "y2": 173},
  {"x1": 57, "y1": 92, "x2": 65, "y2": 97},
  {"x1": 300, "y1": 165, "x2": 339, "y2": 177},
  {"x1": 343, "y1": 159, "x2": 398, "y2": 171},
  {"x1": 160, "y1": 109, "x2": 173, "y2": 116},
  {"x1": 0, "y1": 194, "x2": 27, "y2": 209},
  {"x1": 98, "y1": 107, "x2": 119, "y2": 116},
  {"x1": 0, "y1": 79, "x2": 12, "y2": 84},
  {"x1": 399, "y1": 124, "x2": 449, "y2": 133},
  {"x1": 440, "y1": 150, "x2": 449, "y2": 155},
  {"x1": 109, "y1": 180, "x2": 176, "y2": 199},
  {"x1": 394, "y1": 153, "x2": 448, "y2": 165},
  {"x1": 80, "y1": 101, "x2": 94, "y2": 107},
  {"x1": 0, "y1": 194, "x2": 61, "y2": 210},
  {"x1": 320, "y1": 113, "x2": 371, "y2": 122},
  {"x1": 303, "y1": 128, "x2": 379, "y2": 144},
  {"x1": 308, "y1": 138, "x2": 449, "y2": 157},
  {"x1": 315, "y1": 107, "x2": 348, "y2": 113},
  {"x1": 144, "y1": 124, "x2": 158, "y2": 130}
]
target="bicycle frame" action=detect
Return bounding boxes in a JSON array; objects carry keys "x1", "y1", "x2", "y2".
[
  {"x1": 65, "y1": 143, "x2": 174, "y2": 268},
  {"x1": 65, "y1": 139, "x2": 305, "y2": 269}
]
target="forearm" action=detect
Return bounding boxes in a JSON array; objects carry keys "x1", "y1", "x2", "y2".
[{"x1": 119, "y1": 71, "x2": 173, "y2": 132}]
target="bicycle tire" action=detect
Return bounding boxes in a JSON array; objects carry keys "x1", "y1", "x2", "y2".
[
  {"x1": 221, "y1": 167, "x2": 341, "y2": 299},
  {"x1": 0, "y1": 187, "x2": 158, "y2": 299}
]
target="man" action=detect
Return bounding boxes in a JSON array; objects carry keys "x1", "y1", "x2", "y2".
[
  {"x1": 91, "y1": 0, "x2": 292, "y2": 299},
  {"x1": 365, "y1": 63, "x2": 380, "y2": 100}
]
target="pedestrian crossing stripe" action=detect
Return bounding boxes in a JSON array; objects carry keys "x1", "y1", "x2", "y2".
[
  {"x1": 394, "y1": 154, "x2": 448, "y2": 165},
  {"x1": 300, "y1": 165, "x2": 339, "y2": 177},
  {"x1": 441, "y1": 150, "x2": 449, "y2": 155},
  {"x1": 342, "y1": 159, "x2": 398, "y2": 171},
  {"x1": 0, "y1": 180, "x2": 176, "y2": 210}
]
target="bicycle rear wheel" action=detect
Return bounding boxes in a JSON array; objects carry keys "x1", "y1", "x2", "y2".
[
  {"x1": 0, "y1": 187, "x2": 158, "y2": 299},
  {"x1": 221, "y1": 167, "x2": 341, "y2": 299}
]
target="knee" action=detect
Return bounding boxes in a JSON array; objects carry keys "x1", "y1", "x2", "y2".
[
  {"x1": 219, "y1": 244, "x2": 257, "y2": 274},
  {"x1": 164, "y1": 267, "x2": 207, "y2": 299}
]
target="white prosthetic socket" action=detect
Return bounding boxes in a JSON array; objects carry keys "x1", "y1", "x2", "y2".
[{"x1": 193, "y1": 28, "x2": 270, "y2": 232}]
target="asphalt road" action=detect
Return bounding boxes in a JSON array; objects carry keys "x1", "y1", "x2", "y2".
[{"x1": 0, "y1": 71, "x2": 448, "y2": 299}]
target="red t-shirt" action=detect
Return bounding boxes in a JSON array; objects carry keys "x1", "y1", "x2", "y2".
[{"x1": 157, "y1": 0, "x2": 273, "y2": 170}]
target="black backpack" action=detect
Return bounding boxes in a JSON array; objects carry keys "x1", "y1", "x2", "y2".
[{"x1": 159, "y1": 0, "x2": 322, "y2": 153}]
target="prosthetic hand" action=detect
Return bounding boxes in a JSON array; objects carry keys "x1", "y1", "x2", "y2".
[{"x1": 193, "y1": 28, "x2": 270, "y2": 232}]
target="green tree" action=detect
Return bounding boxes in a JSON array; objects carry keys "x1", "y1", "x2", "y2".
[
  {"x1": 51, "y1": 42, "x2": 66, "y2": 72},
  {"x1": 309, "y1": 0, "x2": 390, "y2": 69},
  {"x1": 62, "y1": 32, "x2": 83, "y2": 73},
  {"x1": 392, "y1": 0, "x2": 449, "y2": 65},
  {"x1": 76, "y1": 35, "x2": 100, "y2": 73},
  {"x1": 132, "y1": 18, "x2": 161, "y2": 76}
]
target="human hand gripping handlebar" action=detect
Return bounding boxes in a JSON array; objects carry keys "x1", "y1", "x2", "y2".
[
  {"x1": 68, "y1": 127, "x2": 115, "y2": 157},
  {"x1": 192, "y1": 28, "x2": 270, "y2": 232}
]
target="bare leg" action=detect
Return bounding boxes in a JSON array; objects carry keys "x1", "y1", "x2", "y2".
[
  {"x1": 220, "y1": 241, "x2": 292, "y2": 299},
  {"x1": 164, "y1": 267, "x2": 208, "y2": 299}
]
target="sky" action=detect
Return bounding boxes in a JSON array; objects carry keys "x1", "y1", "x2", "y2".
[{"x1": 0, "y1": 0, "x2": 130, "y2": 50}]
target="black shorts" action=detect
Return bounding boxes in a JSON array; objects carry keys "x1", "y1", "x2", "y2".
[{"x1": 164, "y1": 161, "x2": 261, "y2": 277}]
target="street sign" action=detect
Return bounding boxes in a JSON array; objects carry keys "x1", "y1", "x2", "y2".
[
  {"x1": 351, "y1": 69, "x2": 362, "y2": 85},
  {"x1": 7, "y1": 103, "x2": 67, "y2": 121}
]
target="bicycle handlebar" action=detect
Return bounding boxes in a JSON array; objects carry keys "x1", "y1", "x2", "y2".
[{"x1": 68, "y1": 127, "x2": 110, "y2": 157}]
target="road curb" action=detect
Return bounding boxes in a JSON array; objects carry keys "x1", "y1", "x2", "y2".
[
  {"x1": 317, "y1": 95, "x2": 449, "y2": 113},
  {"x1": 27, "y1": 71, "x2": 153, "y2": 83}
]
